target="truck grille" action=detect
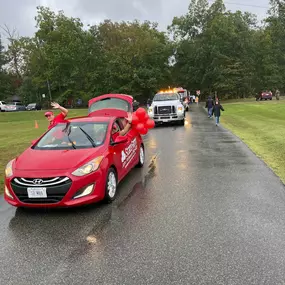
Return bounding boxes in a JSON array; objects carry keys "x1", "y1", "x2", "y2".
[
  {"x1": 11, "y1": 176, "x2": 72, "y2": 204},
  {"x1": 157, "y1": 106, "x2": 174, "y2": 115}
]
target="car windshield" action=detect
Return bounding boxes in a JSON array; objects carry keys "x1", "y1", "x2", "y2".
[
  {"x1": 153, "y1": 93, "x2": 180, "y2": 101},
  {"x1": 89, "y1": 98, "x2": 131, "y2": 113},
  {"x1": 28, "y1": 103, "x2": 36, "y2": 107},
  {"x1": 34, "y1": 121, "x2": 109, "y2": 150}
]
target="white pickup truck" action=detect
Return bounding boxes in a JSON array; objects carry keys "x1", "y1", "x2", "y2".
[
  {"x1": 0, "y1": 101, "x2": 7, "y2": 112},
  {"x1": 148, "y1": 92, "x2": 185, "y2": 125}
]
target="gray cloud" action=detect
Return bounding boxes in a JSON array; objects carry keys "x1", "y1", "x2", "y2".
[{"x1": 0, "y1": 0, "x2": 270, "y2": 42}]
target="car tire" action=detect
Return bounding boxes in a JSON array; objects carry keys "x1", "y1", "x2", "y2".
[
  {"x1": 104, "y1": 168, "x2": 117, "y2": 203},
  {"x1": 136, "y1": 144, "x2": 145, "y2": 168},
  {"x1": 180, "y1": 119, "x2": 185, "y2": 126},
  {"x1": 270, "y1": 98, "x2": 272, "y2": 100}
]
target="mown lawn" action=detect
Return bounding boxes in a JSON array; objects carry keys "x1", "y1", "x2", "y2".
[
  {"x1": 221, "y1": 100, "x2": 285, "y2": 183},
  {"x1": 0, "y1": 109, "x2": 87, "y2": 194}
]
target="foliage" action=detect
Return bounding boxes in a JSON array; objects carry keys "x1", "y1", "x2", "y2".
[{"x1": 1, "y1": 1, "x2": 285, "y2": 102}]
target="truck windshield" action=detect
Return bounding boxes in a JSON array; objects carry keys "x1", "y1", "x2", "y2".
[{"x1": 153, "y1": 93, "x2": 179, "y2": 101}]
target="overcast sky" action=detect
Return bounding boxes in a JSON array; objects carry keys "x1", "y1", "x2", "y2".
[{"x1": 0, "y1": 0, "x2": 270, "y2": 41}]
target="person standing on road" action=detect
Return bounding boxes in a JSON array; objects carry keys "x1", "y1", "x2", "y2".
[
  {"x1": 205, "y1": 96, "x2": 214, "y2": 118},
  {"x1": 45, "y1": 102, "x2": 69, "y2": 130},
  {"x1": 213, "y1": 100, "x2": 224, "y2": 126},
  {"x1": 147, "y1": 98, "x2": 152, "y2": 109}
]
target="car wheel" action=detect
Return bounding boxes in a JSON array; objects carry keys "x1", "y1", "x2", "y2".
[
  {"x1": 104, "y1": 168, "x2": 117, "y2": 203},
  {"x1": 270, "y1": 98, "x2": 272, "y2": 100},
  {"x1": 180, "y1": 119, "x2": 185, "y2": 126},
  {"x1": 136, "y1": 144, "x2": 145, "y2": 168}
]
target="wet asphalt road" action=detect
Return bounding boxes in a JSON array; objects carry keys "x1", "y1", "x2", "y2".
[{"x1": 1, "y1": 105, "x2": 285, "y2": 285}]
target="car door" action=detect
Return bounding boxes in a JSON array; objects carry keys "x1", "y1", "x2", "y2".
[
  {"x1": 109, "y1": 120, "x2": 128, "y2": 181},
  {"x1": 117, "y1": 117, "x2": 139, "y2": 173}
]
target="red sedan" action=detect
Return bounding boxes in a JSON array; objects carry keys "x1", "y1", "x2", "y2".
[{"x1": 4, "y1": 95, "x2": 145, "y2": 208}]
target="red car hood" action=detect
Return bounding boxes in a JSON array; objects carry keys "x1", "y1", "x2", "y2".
[{"x1": 15, "y1": 147, "x2": 105, "y2": 171}]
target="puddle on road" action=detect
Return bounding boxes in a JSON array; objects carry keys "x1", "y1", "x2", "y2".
[
  {"x1": 83, "y1": 152, "x2": 159, "y2": 247},
  {"x1": 117, "y1": 153, "x2": 158, "y2": 209},
  {"x1": 220, "y1": 140, "x2": 240, "y2": 144}
]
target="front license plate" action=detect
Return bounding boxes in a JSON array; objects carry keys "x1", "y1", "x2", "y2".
[{"x1": 27, "y1": 188, "x2": 47, "y2": 198}]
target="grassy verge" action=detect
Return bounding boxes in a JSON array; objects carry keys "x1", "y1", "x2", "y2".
[
  {"x1": 221, "y1": 100, "x2": 285, "y2": 183},
  {"x1": 0, "y1": 109, "x2": 87, "y2": 194}
]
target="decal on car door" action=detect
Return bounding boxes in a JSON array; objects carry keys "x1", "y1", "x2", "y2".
[{"x1": 121, "y1": 137, "x2": 137, "y2": 168}]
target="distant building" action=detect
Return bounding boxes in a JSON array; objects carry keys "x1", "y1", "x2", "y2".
[{"x1": 7, "y1": 95, "x2": 22, "y2": 103}]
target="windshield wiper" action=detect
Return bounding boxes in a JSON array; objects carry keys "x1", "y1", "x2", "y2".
[
  {"x1": 78, "y1": 127, "x2": 96, "y2": 147},
  {"x1": 66, "y1": 127, "x2": 76, "y2": 149}
]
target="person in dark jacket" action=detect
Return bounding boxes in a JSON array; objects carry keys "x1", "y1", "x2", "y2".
[
  {"x1": 133, "y1": 99, "x2": 140, "y2": 111},
  {"x1": 213, "y1": 100, "x2": 224, "y2": 126},
  {"x1": 147, "y1": 98, "x2": 152, "y2": 109},
  {"x1": 205, "y1": 96, "x2": 214, "y2": 118}
]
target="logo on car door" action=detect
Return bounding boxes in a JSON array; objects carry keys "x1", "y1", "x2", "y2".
[{"x1": 121, "y1": 138, "x2": 137, "y2": 168}]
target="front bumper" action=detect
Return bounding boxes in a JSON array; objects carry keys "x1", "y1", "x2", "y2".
[
  {"x1": 4, "y1": 169, "x2": 106, "y2": 208},
  {"x1": 149, "y1": 112, "x2": 185, "y2": 123}
]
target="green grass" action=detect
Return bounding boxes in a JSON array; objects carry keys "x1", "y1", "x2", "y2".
[
  {"x1": 0, "y1": 109, "x2": 87, "y2": 194},
  {"x1": 2, "y1": 102, "x2": 285, "y2": 194},
  {"x1": 221, "y1": 100, "x2": 285, "y2": 183}
]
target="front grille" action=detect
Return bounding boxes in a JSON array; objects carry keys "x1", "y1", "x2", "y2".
[
  {"x1": 13, "y1": 177, "x2": 70, "y2": 187},
  {"x1": 158, "y1": 106, "x2": 172, "y2": 114},
  {"x1": 11, "y1": 176, "x2": 72, "y2": 204}
]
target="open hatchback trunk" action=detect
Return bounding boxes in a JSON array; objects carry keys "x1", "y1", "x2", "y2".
[{"x1": 88, "y1": 94, "x2": 133, "y2": 118}]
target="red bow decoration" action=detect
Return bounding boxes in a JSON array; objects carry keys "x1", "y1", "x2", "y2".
[{"x1": 131, "y1": 107, "x2": 155, "y2": 135}]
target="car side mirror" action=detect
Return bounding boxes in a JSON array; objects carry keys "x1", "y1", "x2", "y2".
[{"x1": 113, "y1": 136, "x2": 128, "y2": 145}]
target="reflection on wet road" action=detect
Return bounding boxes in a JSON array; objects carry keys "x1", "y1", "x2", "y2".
[{"x1": 1, "y1": 105, "x2": 285, "y2": 284}]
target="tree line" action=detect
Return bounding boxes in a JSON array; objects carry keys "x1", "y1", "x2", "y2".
[{"x1": 0, "y1": 0, "x2": 284, "y2": 106}]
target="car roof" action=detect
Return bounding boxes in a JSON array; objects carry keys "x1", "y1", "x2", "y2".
[{"x1": 67, "y1": 115, "x2": 115, "y2": 123}]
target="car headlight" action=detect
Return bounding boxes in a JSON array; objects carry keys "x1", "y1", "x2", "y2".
[
  {"x1": 5, "y1": 159, "x2": 15, "y2": 178},
  {"x1": 148, "y1": 107, "x2": 153, "y2": 113},
  {"x1": 177, "y1": 106, "x2": 183, "y2": 112},
  {"x1": 72, "y1": 156, "x2": 104, "y2": 177}
]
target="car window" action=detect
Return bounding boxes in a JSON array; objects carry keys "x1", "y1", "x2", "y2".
[
  {"x1": 34, "y1": 121, "x2": 109, "y2": 150},
  {"x1": 118, "y1": 117, "x2": 127, "y2": 128},
  {"x1": 89, "y1": 98, "x2": 131, "y2": 113},
  {"x1": 110, "y1": 120, "x2": 123, "y2": 143},
  {"x1": 153, "y1": 93, "x2": 180, "y2": 101}
]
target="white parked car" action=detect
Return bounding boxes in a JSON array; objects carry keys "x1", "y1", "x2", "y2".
[{"x1": 0, "y1": 101, "x2": 7, "y2": 112}]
